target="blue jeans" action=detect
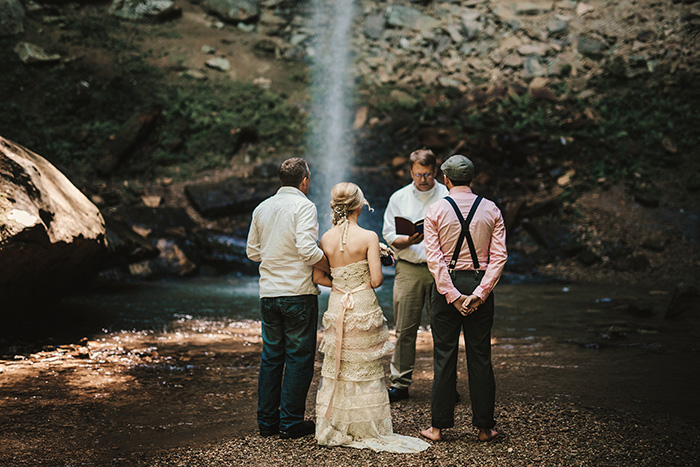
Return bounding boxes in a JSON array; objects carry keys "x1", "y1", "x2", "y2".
[{"x1": 258, "y1": 295, "x2": 318, "y2": 432}]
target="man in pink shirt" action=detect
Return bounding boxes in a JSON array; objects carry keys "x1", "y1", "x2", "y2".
[{"x1": 419, "y1": 155, "x2": 507, "y2": 443}]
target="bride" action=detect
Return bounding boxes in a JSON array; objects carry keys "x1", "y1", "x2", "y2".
[{"x1": 312, "y1": 182, "x2": 429, "y2": 453}]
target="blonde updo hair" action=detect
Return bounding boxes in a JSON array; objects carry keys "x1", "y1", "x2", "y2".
[{"x1": 330, "y1": 182, "x2": 372, "y2": 225}]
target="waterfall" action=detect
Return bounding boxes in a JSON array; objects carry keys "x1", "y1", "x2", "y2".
[{"x1": 306, "y1": 0, "x2": 357, "y2": 231}]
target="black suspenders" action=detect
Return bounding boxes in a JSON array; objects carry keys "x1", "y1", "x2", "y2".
[{"x1": 444, "y1": 196, "x2": 483, "y2": 274}]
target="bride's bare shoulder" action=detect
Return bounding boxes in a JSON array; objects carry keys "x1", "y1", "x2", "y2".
[
  {"x1": 320, "y1": 227, "x2": 338, "y2": 244},
  {"x1": 357, "y1": 226, "x2": 378, "y2": 242}
]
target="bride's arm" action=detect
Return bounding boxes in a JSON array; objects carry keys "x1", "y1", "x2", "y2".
[
  {"x1": 313, "y1": 267, "x2": 332, "y2": 287},
  {"x1": 313, "y1": 232, "x2": 333, "y2": 287},
  {"x1": 366, "y1": 232, "x2": 384, "y2": 288}
]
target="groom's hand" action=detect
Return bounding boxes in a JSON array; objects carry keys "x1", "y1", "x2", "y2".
[
  {"x1": 453, "y1": 295, "x2": 467, "y2": 314},
  {"x1": 461, "y1": 295, "x2": 483, "y2": 315}
]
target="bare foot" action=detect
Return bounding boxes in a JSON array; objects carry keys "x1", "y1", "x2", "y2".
[
  {"x1": 420, "y1": 427, "x2": 442, "y2": 441},
  {"x1": 477, "y1": 427, "x2": 499, "y2": 442}
]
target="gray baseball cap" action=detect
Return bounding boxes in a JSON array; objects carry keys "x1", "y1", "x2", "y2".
[{"x1": 441, "y1": 155, "x2": 474, "y2": 182}]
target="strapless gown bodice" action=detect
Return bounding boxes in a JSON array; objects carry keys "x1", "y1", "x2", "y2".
[{"x1": 330, "y1": 259, "x2": 371, "y2": 291}]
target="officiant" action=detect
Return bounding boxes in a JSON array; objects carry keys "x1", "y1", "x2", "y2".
[{"x1": 382, "y1": 149, "x2": 448, "y2": 402}]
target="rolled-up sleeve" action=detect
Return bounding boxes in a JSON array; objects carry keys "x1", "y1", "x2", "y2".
[
  {"x1": 246, "y1": 212, "x2": 262, "y2": 263},
  {"x1": 425, "y1": 203, "x2": 462, "y2": 304},
  {"x1": 295, "y1": 202, "x2": 324, "y2": 266},
  {"x1": 474, "y1": 207, "x2": 507, "y2": 301}
]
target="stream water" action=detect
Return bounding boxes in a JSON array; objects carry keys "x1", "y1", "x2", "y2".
[{"x1": 1, "y1": 271, "x2": 698, "y2": 465}]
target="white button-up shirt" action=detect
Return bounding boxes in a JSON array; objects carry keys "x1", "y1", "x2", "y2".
[
  {"x1": 246, "y1": 186, "x2": 324, "y2": 298},
  {"x1": 382, "y1": 181, "x2": 449, "y2": 264}
]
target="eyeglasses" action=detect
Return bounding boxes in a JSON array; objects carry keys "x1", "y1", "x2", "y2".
[{"x1": 411, "y1": 172, "x2": 434, "y2": 180}]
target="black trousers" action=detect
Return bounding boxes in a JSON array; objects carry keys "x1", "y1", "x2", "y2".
[{"x1": 430, "y1": 271, "x2": 496, "y2": 429}]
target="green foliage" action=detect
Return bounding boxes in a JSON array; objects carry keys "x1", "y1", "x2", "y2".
[
  {"x1": 362, "y1": 74, "x2": 699, "y2": 189},
  {"x1": 0, "y1": 9, "x2": 306, "y2": 184},
  {"x1": 150, "y1": 78, "x2": 306, "y2": 177}
]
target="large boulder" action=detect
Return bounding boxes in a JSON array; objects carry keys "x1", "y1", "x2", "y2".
[
  {"x1": 201, "y1": 0, "x2": 261, "y2": 23},
  {"x1": 0, "y1": 0, "x2": 25, "y2": 36},
  {"x1": 108, "y1": 0, "x2": 182, "y2": 22},
  {"x1": 14, "y1": 42, "x2": 61, "y2": 65},
  {"x1": 185, "y1": 177, "x2": 277, "y2": 218},
  {"x1": 386, "y1": 5, "x2": 439, "y2": 31},
  {"x1": 0, "y1": 136, "x2": 107, "y2": 307}
]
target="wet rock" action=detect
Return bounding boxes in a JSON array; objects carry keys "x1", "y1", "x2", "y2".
[
  {"x1": 577, "y1": 35, "x2": 608, "y2": 57},
  {"x1": 127, "y1": 238, "x2": 196, "y2": 278},
  {"x1": 632, "y1": 188, "x2": 660, "y2": 208},
  {"x1": 578, "y1": 249, "x2": 601, "y2": 266},
  {"x1": 518, "y1": 43, "x2": 549, "y2": 56},
  {"x1": 548, "y1": 58, "x2": 572, "y2": 76},
  {"x1": 386, "y1": 5, "x2": 440, "y2": 31},
  {"x1": 102, "y1": 214, "x2": 160, "y2": 268},
  {"x1": 254, "y1": 38, "x2": 280, "y2": 55},
  {"x1": 0, "y1": 0, "x2": 25, "y2": 36},
  {"x1": 192, "y1": 231, "x2": 256, "y2": 272},
  {"x1": 462, "y1": 19, "x2": 484, "y2": 40},
  {"x1": 576, "y1": 2, "x2": 595, "y2": 15},
  {"x1": 437, "y1": 76, "x2": 463, "y2": 90},
  {"x1": 108, "y1": 0, "x2": 182, "y2": 22},
  {"x1": 206, "y1": 57, "x2": 231, "y2": 71},
  {"x1": 521, "y1": 218, "x2": 579, "y2": 259},
  {"x1": 259, "y1": 10, "x2": 286, "y2": 30},
  {"x1": 444, "y1": 24, "x2": 464, "y2": 43},
  {"x1": 284, "y1": 45, "x2": 306, "y2": 61},
  {"x1": 612, "y1": 253, "x2": 650, "y2": 272},
  {"x1": 523, "y1": 56, "x2": 546, "y2": 77},
  {"x1": 0, "y1": 136, "x2": 107, "y2": 307},
  {"x1": 98, "y1": 108, "x2": 160, "y2": 175},
  {"x1": 547, "y1": 19, "x2": 569, "y2": 37},
  {"x1": 180, "y1": 69, "x2": 208, "y2": 80},
  {"x1": 364, "y1": 14, "x2": 385, "y2": 40},
  {"x1": 201, "y1": 0, "x2": 260, "y2": 23},
  {"x1": 492, "y1": 4, "x2": 516, "y2": 23},
  {"x1": 101, "y1": 206, "x2": 198, "y2": 274},
  {"x1": 664, "y1": 284, "x2": 700, "y2": 320},
  {"x1": 605, "y1": 240, "x2": 633, "y2": 260},
  {"x1": 556, "y1": 0, "x2": 577, "y2": 9},
  {"x1": 185, "y1": 177, "x2": 278, "y2": 218},
  {"x1": 109, "y1": 206, "x2": 197, "y2": 238},
  {"x1": 641, "y1": 234, "x2": 667, "y2": 252},
  {"x1": 502, "y1": 54, "x2": 523, "y2": 68},
  {"x1": 514, "y1": 1, "x2": 552, "y2": 15},
  {"x1": 14, "y1": 42, "x2": 61, "y2": 65}
]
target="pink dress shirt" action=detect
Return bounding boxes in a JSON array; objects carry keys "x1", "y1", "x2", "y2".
[{"x1": 424, "y1": 186, "x2": 507, "y2": 304}]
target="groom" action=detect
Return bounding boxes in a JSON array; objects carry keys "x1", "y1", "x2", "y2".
[
  {"x1": 420, "y1": 155, "x2": 507, "y2": 442},
  {"x1": 246, "y1": 157, "x2": 329, "y2": 439}
]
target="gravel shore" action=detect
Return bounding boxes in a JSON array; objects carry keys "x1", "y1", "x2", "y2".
[{"x1": 2, "y1": 282, "x2": 699, "y2": 466}]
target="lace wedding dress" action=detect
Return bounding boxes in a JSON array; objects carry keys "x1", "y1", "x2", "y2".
[{"x1": 315, "y1": 260, "x2": 430, "y2": 453}]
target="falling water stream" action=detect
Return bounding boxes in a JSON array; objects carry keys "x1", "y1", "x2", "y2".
[{"x1": 306, "y1": 0, "x2": 357, "y2": 230}]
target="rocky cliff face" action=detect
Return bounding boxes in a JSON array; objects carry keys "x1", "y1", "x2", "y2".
[{"x1": 0, "y1": 136, "x2": 107, "y2": 307}]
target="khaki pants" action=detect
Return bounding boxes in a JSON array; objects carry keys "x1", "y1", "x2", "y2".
[{"x1": 389, "y1": 260, "x2": 434, "y2": 389}]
